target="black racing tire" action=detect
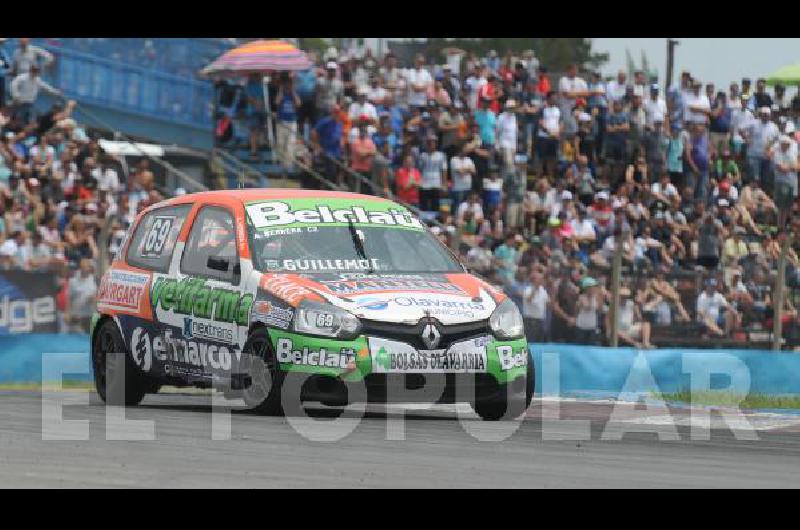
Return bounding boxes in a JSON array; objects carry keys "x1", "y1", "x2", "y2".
[
  {"x1": 92, "y1": 319, "x2": 149, "y2": 406},
  {"x1": 240, "y1": 327, "x2": 288, "y2": 416},
  {"x1": 474, "y1": 360, "x2": 535, "y2": 421}
]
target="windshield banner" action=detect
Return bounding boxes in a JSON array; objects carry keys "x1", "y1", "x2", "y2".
[{"x1": 245, "y1": 198, "x2": 424, "y2": 231}]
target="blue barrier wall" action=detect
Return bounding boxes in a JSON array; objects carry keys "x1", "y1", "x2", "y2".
[
  {"x1": 530, "y1": 343, "x2": 800, "y2": 397},
  {"x1": 3, "y1": 336, "x2": 800, "y2": 397},
  {"x1": 0, "y1": 334, "x2": 91, "y2": 384}
]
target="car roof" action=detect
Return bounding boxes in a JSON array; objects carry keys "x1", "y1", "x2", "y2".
[{"x1": 161, "y1": 188, "x2": 396, "y2": 208}]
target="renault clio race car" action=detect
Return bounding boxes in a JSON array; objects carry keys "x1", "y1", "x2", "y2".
[{"x1": 91, "y1": 190, "x2": 532, "y2": 420}]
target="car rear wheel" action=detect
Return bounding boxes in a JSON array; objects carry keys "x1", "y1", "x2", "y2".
[
  {"x1": 240, "y1": 327, "x2": 288, "y2": 416},
  {"x1": 92, "y1": 320, "x2": 149, "y2": 406},
  {"x1": 473, "y1": 360, "x2": 534, "y2": 421}
]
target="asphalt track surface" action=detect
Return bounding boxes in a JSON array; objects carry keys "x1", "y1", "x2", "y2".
[{"x1": 2, "y1": 390, "x2": 800, "y2": 488}]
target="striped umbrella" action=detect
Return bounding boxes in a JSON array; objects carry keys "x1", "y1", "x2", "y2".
[{"x1": 201, "y1": 39, "x2": 311, "y2": 76}]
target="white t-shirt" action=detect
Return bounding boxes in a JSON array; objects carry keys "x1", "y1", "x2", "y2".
[
  {"x1": 570, "y1": 218, "x2": 596, "y2": 239},
  {"x1": 450, "y1": 156, "x2": 476, "y2": 192},
  {"x1": 456, "y1": 201, "x2": 484, "y2": 223},
  {"x1": 697, "y1": 291, "x2": 729, "y2": 322},
  {"x1": 96, "y1": 167, "x2": 120, "y2": 193},
  {"x1": 559, "y1": 75, "x2": 588, "y2": 110},
  {"x1": 496, "y1": 112, "x2": 518, "y2": 149},
  {"x1": 606, "y1": 80, "x2": 627, "y2": 103},
  {"x1": 348, "y1": 101, "x2": 378, "y2": 122},
  {"x1": 651, "y1": 181, "x2": 678, "y2": 200},
  {"x1": 539, "y1": 106, "x2": 561, "y2": 137},
  {"x1": 684, "y1": 93, "x2": 711, "y2": 124},
  {"x1": 419, "y1": 151, "x2": 447, "y2": 189},
  {"x1": 523, "y1": 284, "x2": 549, "y2": 319},
  {"x1": 644, "y1": 97, "x2": 667, "y2": 128},
  {"x1": 406, "y1": 68, "x2": 433, "y2": 107},
  {"x1": 367, "y1": 86, "x2": 387, "y2": 105}
]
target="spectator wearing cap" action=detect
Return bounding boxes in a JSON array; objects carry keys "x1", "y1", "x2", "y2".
[
  {"x1": 743, "y1": 106, "x2": 779, "y2": 187},
  {"x1": 482, "y1": 165, "x2": 503, "y2": 215},
  {"x1": 667, "y1": 121, "x2": 687, "y2": 192},
  {"x1": 644, "y1": 84, "x2": 667, "y2": 131},
  {"x1": 643, "y1": 116, "x2": 669, "y2": 181},
  {"x1": 696, "y1": 278, "x2": 738, "y2": 337},
  {"x1": 574, "y1": 276, "x2": 603, "y2": 344},
  {"x1": 772, "y1": 134, "x2": 799, "y2": 226},
  {"x1": 316, "y1": 61, "x2": 344, "y2": 114},
  {"x1": 417, "y1": 135, "x2": 447, "y2": 213}
]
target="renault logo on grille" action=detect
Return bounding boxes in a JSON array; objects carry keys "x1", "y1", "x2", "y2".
[{"x1": 421, "y1": 314, "x2": 441, "y2": 350}]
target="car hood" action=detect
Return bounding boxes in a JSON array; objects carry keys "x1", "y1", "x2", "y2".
[{"x1": 259, "y1": 272, "x2": 505, "y2": 325}]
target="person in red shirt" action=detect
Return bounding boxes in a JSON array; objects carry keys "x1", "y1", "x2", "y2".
[
  {"x1": 349, "y1": 120, "x2": 376, "y2": 174},
  {"x1": 395, "y1": 154, "x2": 421, "y2": 206},
  {"x1": 478, "y1": 74, "x2": 500, "y2": 114},
  {"x1": 537, "y1": 66, "x2": 551, "y2": 97}
]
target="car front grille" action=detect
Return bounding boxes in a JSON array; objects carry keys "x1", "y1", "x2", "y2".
[{"x1": 359, "y1": 318, "x2": 491, "y2": 350}]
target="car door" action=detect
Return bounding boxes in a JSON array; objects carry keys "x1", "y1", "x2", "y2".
[{"x1": 152, "y1": 204, "x2": 249, "y2": 382}]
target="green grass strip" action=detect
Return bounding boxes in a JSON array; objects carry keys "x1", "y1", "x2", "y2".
[{"x1": 655, "y1": 390, "x2": 800, "y2": 410}]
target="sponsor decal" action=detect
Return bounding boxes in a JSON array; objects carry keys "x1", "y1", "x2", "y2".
[
  {"x1": 251, "y1": 299, "x2": 294, "y2": 329},
  {"x1": 355, "y1": 297, "x2": 389, "y2": 311},
  {"x1": 261, "y1": 275, "x2": 315, "y2": 306},
  {"x1": 131, "y1": 326, "x2": 153, "y2": 372},
  {"x1": 98, "y1": 270, "x2": 149, "y2": 311},
  {"x1": 496, "y1": 345, "x2": 527, "y2": 371},
  {"x1": 246, "y1": 201, "x2": 423, "y2": 230},
  {"x1": 264, "y1": 258, "x2": 381, "y2": 273},
  {"x1": 183, "y1": 317, "x2": 234, "y2": 344},
  {"x1": 0, "y1": 271, "x2": 58, "y2": 334},
  {"x1": 393, "y1": 296, "x2": 485, "y2": 312},
  {"x1": 140, "y1": 327, "x2": 234, "y2": 371},
  {"x1": 150, "y1": 277, "x2": 253, "y2": 327},
  {"x1": 275, "y1": 337, "x2": 355, "y2": 369},
  {"x1": 319, "y1": 278, "x2": 465, "y2": 296},
  {"x1": 369, "y1": 337, "x2": 488, "y2": 374}
]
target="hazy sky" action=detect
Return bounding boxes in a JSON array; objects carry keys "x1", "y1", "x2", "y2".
[{"x1": 593, "y1": 38, "x2": 800, "y2": 90}]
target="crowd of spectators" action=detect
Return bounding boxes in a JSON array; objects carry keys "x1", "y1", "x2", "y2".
[
  {"x1": 3, "y1": 38, "x2": 800, "y2": 347},
  {"x1": 0, "y1": 38, "x2": 167, "y2": 332},
  {"x1": 217, "y1": 46, "x2": 800, "y2": 348}
]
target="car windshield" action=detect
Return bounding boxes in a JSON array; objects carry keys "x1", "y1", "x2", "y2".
[{"x1": 247, "y1": 219, "x2": 463, "y2": 275}]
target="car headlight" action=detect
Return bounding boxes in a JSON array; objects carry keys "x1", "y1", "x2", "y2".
[
  {"x1": 293, "y1": 300, "x2": 361, "y2": 340},
  {"x1": 489, "y1": 299, "x2": 525, "y2": 340}
]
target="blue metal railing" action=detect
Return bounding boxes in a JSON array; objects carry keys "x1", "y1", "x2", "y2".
[{"x1": 5, "y1": 39, "x2": 235, "y2": 131}]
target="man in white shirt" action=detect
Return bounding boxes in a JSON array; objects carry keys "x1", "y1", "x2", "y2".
[
  {"x1": 456, "y1": 191, "x2": 484, "y2": 226},
  {"x1": 450, "y1": 147, "x2": 477, "y2": 210},
  {"x1": 696, "y1": 278, "x2": 737, "y2": 336},
  {"x1": 523, "y1": 271, "x2": 549, "y2": 342},
  {"x1": 644, "y1": 84, "x2": 667, "y2": 131},
  {"x1": 406, "y1": 54, "x2": 433, "y2": 110},
  {"x1": 558, "y1": 63, "x2": 589, "y2": 116},
  {"x1": 10, "y1": 65, "x2": 61, "y2": 124},
  {"x1": 495, "y1": 99, "x2": 519, "y2": 170},
  {"x1": 684, "y1": 80, "x2": 711, "y2": 125},
  {"x1": 606, "y1": 70, "x2": 628, "y2": 104},
  {"x1": 348, "y1": 88, "x2": 378, "y2": 125}
]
